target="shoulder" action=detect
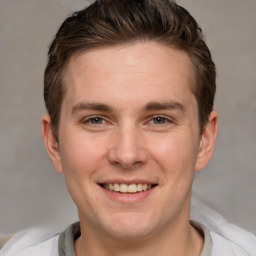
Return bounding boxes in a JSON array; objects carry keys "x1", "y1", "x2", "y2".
[
  {"x1": 0, "y1": 226, "x2": 60, "y2": 256},
  {"x1": 210, "y1": 231, "x2": 250, "y2": 256},
  {"x1": 191, "y1": 196, "x2": 256, "y2": 256}
]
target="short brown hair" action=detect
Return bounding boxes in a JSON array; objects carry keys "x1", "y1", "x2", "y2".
[{"x1": 44, "y1": 0, "x2": 216, "y2": 140}]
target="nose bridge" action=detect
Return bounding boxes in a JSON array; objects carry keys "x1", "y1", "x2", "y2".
[
  {"x1": 108, "y1": 121, "x2": 147, "y2": 168},
  {"x1": 119, "y1": 122, "x2": 137, "y2": 158}
]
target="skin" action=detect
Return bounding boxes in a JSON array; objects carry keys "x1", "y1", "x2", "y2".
[{"x1": 42, "y1": 42, "x2": 217, "y2": 256}]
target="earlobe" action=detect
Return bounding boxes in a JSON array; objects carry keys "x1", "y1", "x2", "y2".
[
  {"x1": 195, "y1": 111, "x2": 218, "y2": 171},
  {"x1": 41, "y1": 114, "x2": 63, "y2": 174}
]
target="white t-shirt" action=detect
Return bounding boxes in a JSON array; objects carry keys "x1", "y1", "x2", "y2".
[{"x1": 1, "y1": 197, "x2": 255, "y2": 256}]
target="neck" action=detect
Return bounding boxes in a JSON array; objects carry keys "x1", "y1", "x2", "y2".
[{"x1": 75, "y1": 213, "x2": 203, "y2": 256}]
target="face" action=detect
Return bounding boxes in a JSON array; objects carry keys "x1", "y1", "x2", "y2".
[{"x1": 43, "y1": 42, "x2": 217, "y2": 240}]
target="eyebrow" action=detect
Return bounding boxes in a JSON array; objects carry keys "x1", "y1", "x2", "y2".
[
  {"x1": 71, "y1": 103, "x2": 113, "y2": 114},
  {"x1": 71, "y1": 100, "x2": 186, "y2": 114},
  {"x1": 143, "y1": 101, "x2": 187, "y2": 112}
]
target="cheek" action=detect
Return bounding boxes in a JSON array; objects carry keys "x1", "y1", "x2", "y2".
[
  {"x1": 59, "y1": 130, "x2": 106, "y2": 179},
  {"x1": 58, "y1": 131, "x2": 106, "y2": 208},
  {"x1": 150, "y1": 133, "x2": 199, "y2": 179}
]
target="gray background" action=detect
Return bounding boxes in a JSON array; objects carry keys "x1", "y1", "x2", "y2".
[{"x1": 0, "y1": 0, "x2": 255, "y2": 234}]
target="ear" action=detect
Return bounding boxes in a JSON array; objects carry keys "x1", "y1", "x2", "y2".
[
  {"x1": 41, "y1": 114, "x2": 63, "y2": 174},
  {"x1": 195, "y1": 111, "x2": 218, "y2": 171}
]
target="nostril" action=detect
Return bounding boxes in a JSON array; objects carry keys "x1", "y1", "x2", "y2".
[{"x1": 107, "y1": 146, "x2": 149, "y2": 169}]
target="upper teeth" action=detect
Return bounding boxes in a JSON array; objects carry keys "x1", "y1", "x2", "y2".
[{"x1": 105, "y1": 183, "x2": 152, "y2": 193}]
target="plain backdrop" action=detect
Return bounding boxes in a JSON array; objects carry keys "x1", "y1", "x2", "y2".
[{"x1": 0, "y1": 0, "x2": 256, "y2": 234}]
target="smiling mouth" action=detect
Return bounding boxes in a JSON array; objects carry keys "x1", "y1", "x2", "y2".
[{"x1": 100, "y1": 183, "x2": 157, "y2": 193}]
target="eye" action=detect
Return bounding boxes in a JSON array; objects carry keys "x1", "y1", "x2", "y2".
[
  {"x1": 84, "y1": 116, "x2": 106, "y2": 125},
  {"x1": 150, "y1": 116, "x2": 169, "y2": 124},
  {"x1": 80, "y1": 115, "x2": 112, "y2": 132}
]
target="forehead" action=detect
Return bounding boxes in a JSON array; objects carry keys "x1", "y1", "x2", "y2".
[{"x1": 63, "y1": 42, "x2": 196, "y2": 109}]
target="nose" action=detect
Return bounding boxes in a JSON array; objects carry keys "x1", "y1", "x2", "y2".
[{"x1": 107, "y1": 125, "x2": 148, "y2": 169}]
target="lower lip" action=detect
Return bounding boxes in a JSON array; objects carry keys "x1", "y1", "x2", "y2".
[{"x1": 100, "y1": 186, "x2": 156, "y2": 204}]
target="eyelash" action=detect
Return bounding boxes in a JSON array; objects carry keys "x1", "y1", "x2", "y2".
[
  {"x1": 81, "y1": 115, "x2": 174, "y2": 128},
  {"x1": 148, "y1": 116, "x2": 170, "y2": 125},
  {"x1": 82, "y1": 116, "x2": 107, "y2": 125}
]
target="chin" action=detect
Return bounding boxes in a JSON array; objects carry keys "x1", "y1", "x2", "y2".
[{"x1": 100, "y1": 211, "x2": 161, "y2": 240}]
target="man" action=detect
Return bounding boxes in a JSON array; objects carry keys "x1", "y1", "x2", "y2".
[{"x1": 1, "y1": 0, "x2": 255, "y2": 255}]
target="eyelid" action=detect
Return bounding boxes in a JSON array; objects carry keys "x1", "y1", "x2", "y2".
[
  {"x1": 80, "y1": 114, "x2": 175, "y2": 126},
  {"x1": 81, "y1": 115, "x2": 109, "y2": 124},
  {"x1": 147, "y1": 115, "x2": 174, "y2": 124}
]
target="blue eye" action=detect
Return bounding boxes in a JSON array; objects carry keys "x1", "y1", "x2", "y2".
[
  {"x1": 88, "y1": 117, "x2": 105, "y2": 124},
  {"x1": 152, "y1": 116, "x2": 167, "y2": 124}
]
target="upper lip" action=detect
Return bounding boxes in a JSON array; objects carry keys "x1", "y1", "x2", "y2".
[{"x1": 98, "y1": 179, "x2": 157, "y2": 185}]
